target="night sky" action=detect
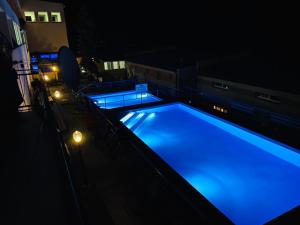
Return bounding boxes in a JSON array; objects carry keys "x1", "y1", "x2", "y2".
[
  {"x1": 50, "y1": 0, "x2": 299, "y2": 93},
  {"x1": 57, "y1": 1, "x2": 299, "y2": 52}
]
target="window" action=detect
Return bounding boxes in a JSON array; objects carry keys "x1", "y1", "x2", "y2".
[
  {"x1": 32, "y1": 64, "x2": 39, "y2": 71},
  {"x1": 40, "y1": 54, "x2": 50, "y2": 59},
  {"x1": 24, "y1": 11, "x2": 36, "y2": 22},
  {"x1": 51, "y1": 12, "x2": 62, "y2": 22},
  {"x1": 113, "y1": 61, "x2": 119, "y2": 69},
  {"x1": 13, "y1": 22, "x2": 22, "y2": 45},
  {"x1": 119, "y1": 61, "x2": 125, "y2": 69},
  {"x1": 38, "y1": 12, "x2": 49, "y2": 22},
  {"x1": 104, "y1": 62, "x2": 109, "y2": 70},
  {"x1": 255, "y1": 92, "x2": 280, "y2": 104},
  {"x1": 31, "y1": 56, "x2": 38, "y2": 63},
  {"x1": 104, "y1": 62, "x2": 113, "y2": 70},
  {"x1": 213, "y1": 82, "x2": 229, "y2": 90},
  {"x1": 50, "y1": 53, "x2": 58, "y2": 60}
]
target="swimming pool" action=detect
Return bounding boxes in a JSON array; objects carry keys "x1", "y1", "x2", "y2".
[
  {"x1": 120, "y1": 103, "x2": 300, "y2": 225},
  {"x1": 88, "y1": 90, "x2": 161, "y2": 109}
]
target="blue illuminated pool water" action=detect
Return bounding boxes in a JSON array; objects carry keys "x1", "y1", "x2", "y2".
[
  {"x1": 120, "y1": 103, "x2": 300, "y2": 225},
  {"x1": 88, "y1": 90, "x2": 161, "y2": 109}
]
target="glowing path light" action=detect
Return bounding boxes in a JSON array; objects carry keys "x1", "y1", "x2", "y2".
[{"x1": 73, "y1": 130, "x2": 83, "y2": 143}]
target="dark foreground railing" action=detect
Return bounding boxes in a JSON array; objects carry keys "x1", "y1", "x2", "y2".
[{"x1": 32, "y1": 80, "x2": 87, "y2": 225}]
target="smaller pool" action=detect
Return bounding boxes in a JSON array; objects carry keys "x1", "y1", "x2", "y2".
[{"x1": 88, "y1": 90, "x2": 161, "y2": 109}]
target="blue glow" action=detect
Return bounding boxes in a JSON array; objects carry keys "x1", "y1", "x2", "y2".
[
  {"x1": 32, "y1": 64, "x2": 39, "y2": 71},
  {"x1": 40, "y1": 54, "x2": 50, "y2": 59},
  {"x1": 121, "y1": 103, "x2": 300, "y2": 225},
  {"x1": 50, "y1": 53, "x2": 58, "y2": 59},
  {"x1": 126, "y1": 113, "x2": 145, "y2": 129},
  {"x1": 31, "y1": 56, "x2": 38, "y2": 63},
  {"x1": 148, "y1": 112, "x2": 156, "y2": 119},
  {"x1": 120, "y1": 112, "x2": 135, "y2": 123},
  {"x1": 88, "y1": 90, "x2": 161, "y2": 109}
]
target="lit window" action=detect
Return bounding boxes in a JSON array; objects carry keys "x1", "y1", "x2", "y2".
[
  {"x1": 104, "y1": 62, "x2": 113, "y2": 70},
  {"x1": 51, "y1": 12, "x2": 62, "y2": 22},
  {"x1": 13, "y1": 22, "x2": 22, "y2": 45},
  {"x1": 50, "y1": 53, "x2": 58, "y2": 59},
  {"x1": 40, "y1": 54, "x2": 50, "y2": 59},
  {"x1": 31, "y1": 56, "x2": 38, "y2": 63},
  {"x1": 104, "y1": 62, "x2": 109, "y2": 70},
  {"x1": 38, "y1": 12, "x2": 49, "y2": 22},
  {"x1": 113, "y1": 61, "x2": 119, "y2": 69},
  {"x1": 24, "y1": 11, "x2": 36, "y2": 22},
  {"x1": 32, "y1": 64, "x2": 39, "y2": 71},
  {"x1": 108, "y1": 62, "x2": 113, "y2": 70},
  {"x1": 119, "y1": 61, "x2": 125, "y2": 69}
]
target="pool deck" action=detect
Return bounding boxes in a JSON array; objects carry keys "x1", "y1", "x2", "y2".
[
  {"x1": 48, "y1": 84, "x2": 204, "y2": 225},
  {"x1": 8, "y1": 81, "x2": 297, "y2": 225}
]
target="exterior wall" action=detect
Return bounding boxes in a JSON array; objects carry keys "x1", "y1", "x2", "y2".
[
  {"x1": 0, "y1": 0, "x2": 19, "y2": 46},
  {"x1": 197, "y1": 75, "x2": 300, "y2": 120},
  {"x1": 126, "y1": 62, "x2": 177, "y2": 88},
  {"x1": 20, "y1": 0, "x2": 69, "y2": 52},
  {"x1": 1, "y1": 0, "x2": 31, "y2": 105},
  {"x1": 95, "y1": 59, "x2": 127, "y2": 81},
  {"x1": 12, "y1": 43, "x2": 31, "y2": 105},
  {"x1": 0, "y1": 11, "x2": 11, "y2": 42},
  {"x1": 95, "y1": 59, "x2": 105, "y2": 72},
  {"x1": 177, "y1": 66, "x2": 198, "y2": 90}
]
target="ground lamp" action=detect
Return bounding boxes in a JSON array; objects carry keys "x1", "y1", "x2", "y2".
[
  {"x1": 72, "y1": 130, "x2": 87, "y2": 186},
  {"x1": 54, "y1": 90, "x2": 62, "y2": 99}
]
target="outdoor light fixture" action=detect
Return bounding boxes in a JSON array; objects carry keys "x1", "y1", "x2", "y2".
[
  {"x1": 43, "y1": 74, "x2": 50, "y2": 81},
  {"x1": 52, "y1": 65, "x2": 58, "y2": 72},
  {"x1": 73, "y1": 130, "x2": 83, "y2": 143},
  {"x1": 54, "y1": 90, "x2": 61, "y2": 99}
]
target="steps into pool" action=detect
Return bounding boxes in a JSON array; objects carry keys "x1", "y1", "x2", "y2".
[{"x1": 122, "y1": 112, "x2": 151, "y2": 131}]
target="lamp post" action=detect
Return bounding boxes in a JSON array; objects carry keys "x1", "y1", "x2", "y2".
[{"x1": 72, "y1": 130, "x2": 88, "y2": 187}]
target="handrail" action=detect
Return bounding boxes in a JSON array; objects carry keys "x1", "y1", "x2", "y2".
[
  {"x1": 96, "y1": 91, "x2": 148, "y2": 108},
  {"x1": 32, "y1": 81, "x2": 86, "y2": 225}
]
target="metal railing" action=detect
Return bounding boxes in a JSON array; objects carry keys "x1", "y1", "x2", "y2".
[
  {"x1": 32, "y1": 81, "x2": 87, "y2": 225},
  {"x1": 95, "y1": 91, "x2": 149, "y2": 108}
]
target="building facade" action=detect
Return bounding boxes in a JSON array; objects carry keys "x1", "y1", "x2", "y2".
[
  {"x1": 196, "y1": 75, "x2": 300, "y2": 127},
  {"x1": 0, "y1": 0, "x2": 31, "y2": 105},
  {"x1": 95, "y1": 58, "x2": 127, "y2": 81},
  {"x1": 20, "y1": 0, "x2": 68, "y2": 52},
  {"x1": 20, "y1": 0, "x2": 69, "y2": 81},
  {"x1": 125, "y1": 49, "x2": 198, "y2": 97}
]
